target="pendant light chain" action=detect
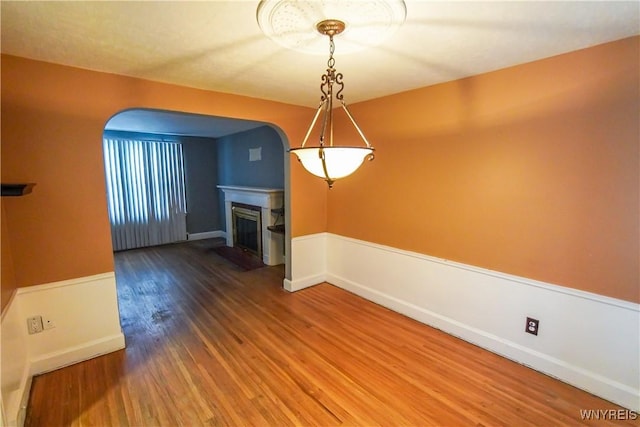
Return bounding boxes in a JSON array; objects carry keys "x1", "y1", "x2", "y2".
[
  {"x1": 328, "y1": 35, "x2": 336, "y2": 69},
  {"x1": 318, "y1": 33, "x2": 337, "y2": 183}
]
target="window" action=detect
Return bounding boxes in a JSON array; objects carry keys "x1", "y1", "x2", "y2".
[{"x1": 103, "y1": 138, "x2": 187, "y2": 251}]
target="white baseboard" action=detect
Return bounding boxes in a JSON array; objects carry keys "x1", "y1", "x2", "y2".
[
  {"x1": 14, "y1": 373, "x2": 31, "y2": 427},
  {"x1": 1, "y1": 272, "x2": 125, "y2": 426},
  {"x1": 29, "y1": 333, "x2": 125, "y2": 375},
  {"x1": 1, "y1": 289, "x2": 29, "y2": 427},
  {"x1": 289, "y1": 232, "x2": 640, "y2": 411},
  {"x1": 283, "y1": 274, "x2": 326, "y2": 292},
  {"x1": 327, "y1": 272, "x2": 638, "y2": 410},
  {"x1": 187, "y1": 230, "x2": 225, "y2": 241}
]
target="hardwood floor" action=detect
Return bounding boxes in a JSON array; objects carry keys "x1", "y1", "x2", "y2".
[{"x1": 25, "y1": 239, "x2": 636, "y2": 426}]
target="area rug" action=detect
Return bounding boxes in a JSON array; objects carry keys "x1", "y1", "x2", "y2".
[{"x1": 212, "y1": 245, "x2": 265, "y2": 271}]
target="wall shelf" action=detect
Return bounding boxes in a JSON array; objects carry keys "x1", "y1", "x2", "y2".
[
  {"x1": 267, "y1": 224, "x2": 285, "y2": 234},
  {"x1": 270, "y1": 207, "x2": 285, "y2": 234},
  {"x1": 1, "y1": 183, "x2": 35, "y2": 197}
]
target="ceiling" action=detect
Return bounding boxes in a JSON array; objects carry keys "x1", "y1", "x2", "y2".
[{"x1": 2, "y1": 1, "x2": 638, "y2": 137}]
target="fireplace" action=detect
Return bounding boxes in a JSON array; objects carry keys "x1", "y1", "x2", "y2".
[
  {"x1": 231, "y1": 203, "x2": 262, "y2": 257},
  {"x1": 217, "y1": 185, "x2": 285, "y2": 266}
]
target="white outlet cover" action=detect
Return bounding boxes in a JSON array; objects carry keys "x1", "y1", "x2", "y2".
[{"x1": 27, "y1": 316, "x2": 43, "y2": 334}]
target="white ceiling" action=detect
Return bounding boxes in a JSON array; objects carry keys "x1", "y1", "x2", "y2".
[{"x1": 2, "y1": 1, "x2": 638, "y2": 137}]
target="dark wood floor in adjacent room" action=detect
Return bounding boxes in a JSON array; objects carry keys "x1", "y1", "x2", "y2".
[{"x1": 25, "y1": 239, "x2": 635, "y2": 426}]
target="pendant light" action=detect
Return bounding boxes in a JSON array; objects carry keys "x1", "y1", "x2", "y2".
[
  {"x1": 289, "y1": 19, "x2": 374, "y2": 188},
  {"x1": 256, "y1": 0, "x2": 406, "y2": 188}
]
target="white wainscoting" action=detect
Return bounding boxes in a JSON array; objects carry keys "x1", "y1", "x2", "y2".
[
  {"x1": 1, "y1": 292, "x2": 30, "y2": 427},
  {"x1": 284, "y1": 233, "x2": 327, "y2": 292},
  {"x1": 1, "y1": 272, "x2": 125, "y2": 426},
  {"x1": 287, "y1": 232, "x2": 640, "y2": 411}
]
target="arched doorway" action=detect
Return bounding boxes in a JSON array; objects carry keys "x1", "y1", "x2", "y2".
[{"x1": 103, "y1": 107, "x2": 291, "y2": 278}]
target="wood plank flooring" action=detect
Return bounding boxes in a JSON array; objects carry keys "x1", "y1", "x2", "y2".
[{"x1": 25, "y1": 239, "x2": 637, "y2": 426}]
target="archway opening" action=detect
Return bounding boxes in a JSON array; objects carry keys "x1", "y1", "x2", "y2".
[{"x1": 103, "y1": 107, "x2": 291, "y2": 279}]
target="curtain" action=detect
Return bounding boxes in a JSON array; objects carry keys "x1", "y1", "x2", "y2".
[{"x1": 103, "y1": 138, "x2": 187, "y2": 251}]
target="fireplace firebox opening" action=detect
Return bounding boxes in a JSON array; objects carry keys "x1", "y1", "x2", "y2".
[{"x1": 231, "y1": 203, "x2": 262, "y2": 257}]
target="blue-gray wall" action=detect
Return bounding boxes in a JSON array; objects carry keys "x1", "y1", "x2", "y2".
[
  {"x1": 217, "y1": 125, "x2": 284, "y2": 188},
  {"x1": 182, "y1": 137, "x2": 220, "y2": 234},
  {"x1": 217, "y1": 126, "x2": 284, "y2": 233}
]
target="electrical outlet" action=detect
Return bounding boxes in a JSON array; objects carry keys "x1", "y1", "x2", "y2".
[
  {"x1": 42, "y1": 316, "x2": 56, "y2": 330},
  {"x1": 27, "y1": 316, "x2": 43, "y2": 334},
  {"x1": 525, "y1": 317, "x2": 539, "y2": 336}
]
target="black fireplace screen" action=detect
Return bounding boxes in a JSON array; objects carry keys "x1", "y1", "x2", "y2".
[{"x1": 232, "y1": 204, "x2": 262, "y2": 257}]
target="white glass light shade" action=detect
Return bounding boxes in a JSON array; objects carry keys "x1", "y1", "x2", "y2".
[{"x1": 290, "y1": 146, "x2": 374, "y2": 182}]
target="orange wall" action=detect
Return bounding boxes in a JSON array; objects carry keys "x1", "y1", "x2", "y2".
[
  {"x1": 1, "y1": 55, "x2": 326, "y2": 288},
  {"x1": 328, "y1": 37, "x2": 639, "y2": 303}
]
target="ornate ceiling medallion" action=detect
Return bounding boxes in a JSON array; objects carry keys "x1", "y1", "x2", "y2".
[{"x1": 256, "y1": 0, "x2": 407, "y2": 54}]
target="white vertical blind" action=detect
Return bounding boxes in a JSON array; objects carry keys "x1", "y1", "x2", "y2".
[{"x1": 103, "y1": 138, "x2": 187, "y2": 251}]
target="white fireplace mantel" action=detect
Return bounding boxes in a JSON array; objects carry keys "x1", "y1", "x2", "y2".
[{"x1": 217, "y1": 185, "x2": 284, "y2": 266}]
